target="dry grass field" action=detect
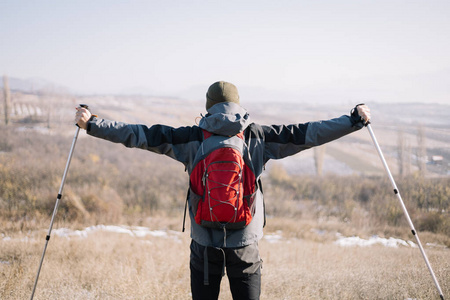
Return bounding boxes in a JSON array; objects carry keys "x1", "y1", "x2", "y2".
[{"x1": 1, "y1": 217, "x2": 449, "y2": 300}]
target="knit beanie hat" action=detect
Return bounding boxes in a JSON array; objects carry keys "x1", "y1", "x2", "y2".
[{"x1": 206, "y1": 81, "x2": 240, "y2": 111}]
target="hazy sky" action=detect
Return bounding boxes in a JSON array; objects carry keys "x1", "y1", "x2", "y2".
[{"x1": 1, "y1": 0, "x2": 449, "y2": 103}]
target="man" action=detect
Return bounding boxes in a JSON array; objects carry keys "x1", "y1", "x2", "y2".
[{"x1": 75, "y1": 81, "x2": 370, "y2": 300}]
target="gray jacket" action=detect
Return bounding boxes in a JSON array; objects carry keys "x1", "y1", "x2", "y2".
[{"x1": 87, "y1": 102, "x2": 364, "y2": 248}]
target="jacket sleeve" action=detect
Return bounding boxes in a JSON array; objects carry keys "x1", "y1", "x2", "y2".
[
  {"x1": 86, "y1": 118, "x2": 202, "y2": 167},
  {"x1": 263, "y1": 114, "x2": 363, "y2": 161}
]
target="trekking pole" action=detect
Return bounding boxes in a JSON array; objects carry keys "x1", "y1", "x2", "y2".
[
  {"x1": 30, "y1": 104, "x2": 89, "y2": 300},
  {"x1": 366, "y1": 123, "x2": 444, "y2": 300}
]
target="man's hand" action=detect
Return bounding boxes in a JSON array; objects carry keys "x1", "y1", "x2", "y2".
[
  {"x1": 75, "y1": 106, "x2": 92, "y2": 130},
  {"x1": 356, "y1": 104, "x2": 371, "y2": 125}
]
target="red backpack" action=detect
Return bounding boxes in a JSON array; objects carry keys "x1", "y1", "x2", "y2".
[{"x1": 184, "y1": 129, "x2": 257, "y2": 231}]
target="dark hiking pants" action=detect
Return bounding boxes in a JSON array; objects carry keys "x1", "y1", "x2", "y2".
[{"x1": 190, "y1": 240, "x2": 262, "y2": 300}]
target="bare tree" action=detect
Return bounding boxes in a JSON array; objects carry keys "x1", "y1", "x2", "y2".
[
  {"x1": 405, "y1": 139, "x2": 412, "y2": 176},
  {"x1": 416, "y1": 124, "x2": 427, "y2": 177},
  {"x1": 397, "y1": 128, "x2": 413, "y2": 177},
  {"x1": 314, "y1": 145, "x2": 326, "y2": 176},
  {"x1": 397, "y1": 128, "x2": 405, "y2": 177},
  {"x1": 3, "y1": 75, "x2": 11, "y2": 125}
]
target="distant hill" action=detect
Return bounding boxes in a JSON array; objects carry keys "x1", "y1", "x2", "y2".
[
  {"x1": 0, "y1": 76, "x2": 70, "y2": 94},
  {"x1": 2, "y1": 79, "x2": 449, "y2": 177}
]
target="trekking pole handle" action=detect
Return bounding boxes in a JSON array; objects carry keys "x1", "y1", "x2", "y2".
[
  {"x1": 76, "y1": 104, "x2": 88, "y2": 127},
  {"x1": 76, "y1": 104, "x2": 97, "y2": 128}
]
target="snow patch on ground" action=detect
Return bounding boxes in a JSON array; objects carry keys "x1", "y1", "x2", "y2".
[
  {"x1": 51, "y1": 225, "x2": 182, "y2": 242},
  {"x1": 263, "y1": 231, "x2": 284, "y2": 243},
  {"x1": 335, "y1": 233, "x2": 417, "y2": 248},
  {"x1": 0, "y1": 225, "x2": 182, "y2": 243},
  {"x1": 2, "y1": 227, "x2": 447, "y2": 250},
  {"x1": 262, "y1": 230, "x2": 428, "y2": 249}
]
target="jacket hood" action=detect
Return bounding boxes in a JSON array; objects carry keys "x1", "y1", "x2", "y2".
[{"x1": 198, "y1": 102, "x2": 251, "y2": 136}]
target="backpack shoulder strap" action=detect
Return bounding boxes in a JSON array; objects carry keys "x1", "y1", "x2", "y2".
[{"x1": 202, "y1": 129, "x2": 213, "y2": 140}]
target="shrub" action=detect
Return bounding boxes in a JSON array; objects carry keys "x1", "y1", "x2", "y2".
[{"x1": 1, "y1": 124, "x2": 449, "y2": 239}]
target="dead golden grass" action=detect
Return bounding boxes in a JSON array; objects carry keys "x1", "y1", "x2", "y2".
[
  {"x1": 1, "y1": 229, "x2": 191, "y2": 299},
  {"x1": 1, "y1": 217, "x2": 448, "y2": 299},
  {"x1": 260, "y1": 239, "x2": 449, "y2": 299}
]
